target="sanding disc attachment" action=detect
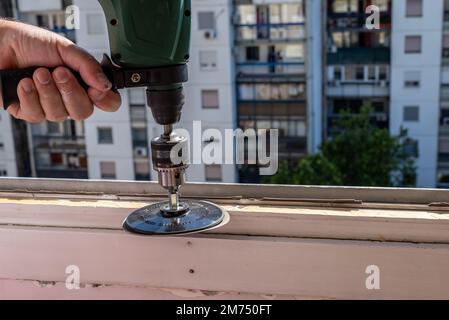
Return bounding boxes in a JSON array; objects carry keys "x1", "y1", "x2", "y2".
[{"x1": 123, "y1": 200, "x2": 228, "y2": 235}]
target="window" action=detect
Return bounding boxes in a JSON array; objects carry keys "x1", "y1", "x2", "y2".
[
  {"x1": 246, "y1": 47, "x2": 260, "y2": 61},
  {"x1": 100, "y1": 161, "x2": 116, "y2": 179},
  {"x1": 285, "y1": 44, "x2": 303, "y2": 60},
  {"x1": 132, "y1": 128, "x2": 148, "y2": 142},
  {"x1": 50, "y1": 153, "x2": 64, "y2": 165},
  {"x1": 198, "y1": 12, "x2": 215, "y2": 30},
  {"x1": 404, "y1": 139, "x2": 419, "y2": 157},
  {"x1": 0, "y1": 165, "x2": 7, "y2": 177},
  {"x1": 374, "y1": 0, "x2": 389, "y2": 11},
  {"x1": 440, "y1": 137, "x2": 449, "y2": 154},
  {"x1": 199, "y1": 51, "x2": 218, "y2": 70},
  {"x1": 205, "y1": 165, "x2": 222, "y2": 182},
  {"x1": 332, "y1": 0, "x2": 357, "y2": 13},
  {"x1": 87, "y1": 13, "x2": 106, "y2": 35},
  {"x1": 404, "y1": 106, "x2": 420, "y2": 122},
  {"x1": 130, "y1": 106, "x2": 147, "y2": 121},
  {"x1": 129, "y1": 88, "x2": 145, "y2": 105},
  {"x1": 97, "y1": 127, "x2": 113, "y2": 144},
  {"x1": 444, "y1": 35, "x2": 449, "y2": 50},
  {"x1": 135, "y1": 161, "x2": 150, "y2": 181},
  {"x1": 406, "y1": 0, "x2": 423, "y2": 17},
  {"x1": 345, "y1": 66, "x2": 356, "y2": 81},
  {"x1": 405, "y1": 36, "x2": 422, "y2": 54},
  {"x1": 441, "y1": 109, "x2": 449, "y2": 126},
  {"x1": 47, "y1": 122, "x2": 61, "y2": 135},
  {"x1": 355, "y1": 66, "x2": 365, "y2": 80},
  {"x1": 438, "y1": 171, "x2": 449, "y2": 184},
  {"x1": 334, "y1": 66, "x2": 342, "y2": 81},
  {"x1": 379, "y1": 66, "x2": 388, "y2": 81},
  {"x1": 202, "y1": 90, "x2": 219, "y2": 109},
  {"x1": 404, "y1": 71, "x2": 420, "y2": 88},
  {"x1": 368, "y1": 66, "x2": 376, "y2": 81}
]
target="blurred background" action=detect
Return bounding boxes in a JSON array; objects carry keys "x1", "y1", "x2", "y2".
[{"x1": 0, "y1": 0, "x2": 447, "y2": 189}]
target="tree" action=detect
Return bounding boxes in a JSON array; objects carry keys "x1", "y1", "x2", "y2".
[{"x1": 269, "y1": 106, "x2": 417, "y2": 187}]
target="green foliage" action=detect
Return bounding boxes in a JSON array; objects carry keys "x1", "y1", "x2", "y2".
[{"x1": 269, "y1": 105, "x2": 417, "y2": 187}]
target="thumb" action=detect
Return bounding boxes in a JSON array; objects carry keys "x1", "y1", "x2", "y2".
[{"x1": 57, "y1": 42, "x2": 112, "y2": 92}]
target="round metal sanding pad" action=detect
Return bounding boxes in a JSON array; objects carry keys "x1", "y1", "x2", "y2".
[{"x1": 123, "y1": 200, "x2": 228, "y2": 235}]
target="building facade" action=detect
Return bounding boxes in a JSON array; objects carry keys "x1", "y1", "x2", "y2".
[
  {"x1": 324, "y1": 0, "x2": 448, "y2": 188},
  {"x1": 2, "y1": 0, "x2": 449, "y2": 188}
]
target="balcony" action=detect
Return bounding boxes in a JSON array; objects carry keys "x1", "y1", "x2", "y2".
[
  {"x1": 327, "y1": 112, "x2": 389, "y2": 132},
  {"x1": 444, "y1": 10, "x2": 449, "y2": 24},
  {"x1": 439, "y1": 153, "x2": 449, "y2": 164},
  {"x1": 33, "y1": 135, "x2": 86, "y2": 153},
  {"x1": 130, "y1": 106, "x2": 147, "y2": 122},
  {"x1": 441, "y1": 125, "x2": 449, "y2": 136},
  {"x1": 327, "y1": 80, "x2": 390, "y2": 97},
  {"x1": 18, "y1": 0, "x2": 63, "y2": 12},
  {"x1": 235, "y1": 23, "x2": 305, "y2": 43},
  {"x1": 327, "y1": 12, "x2": 391, "y2": 31},
  {"x1": 0, "y1": 178, "x2": 449, "y2": 299},
  {"x1": 443, "y1": 89, "x2": 449, "y2": 104},
  {"x1": 328, "y1": 47, "x2": 391, "y2": 65},
  {"x1": 236, "y1": 62, "x2": 306, "y2": 82},
  {"x1": 51, "y1": 27, "x2": 76, "y2": 43},
  {"x1": 35, "y1": 168, "x2": 88, "y2": 179}
]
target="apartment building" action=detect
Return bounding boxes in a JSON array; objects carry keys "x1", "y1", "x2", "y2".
[
  {"x1": 389, "y1": 0, "x2": 443, "y2": 187},
  {"x1": 324, "y1": 0, "x2": 449, "y2": 188},
  {"x1": 234, "y1": 0, "x2": 315, "y2": 182},
  {"x1": 2, "y1": 0, "x2": 449, "y2": 188},
  {"x1": 439, "y1": 0, "x2": 449, "y2": 188},
  {"x1": 326, "y1": 0, "x2": 391, "y2": 135}
]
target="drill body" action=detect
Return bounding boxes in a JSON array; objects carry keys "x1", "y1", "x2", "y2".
[{"x1": 99, "y1": 0, "x2": 191, "y2": 211}]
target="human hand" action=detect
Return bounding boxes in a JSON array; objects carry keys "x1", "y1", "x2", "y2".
[{"x1": 0, "y1": 20, "x2": 121, "y2": 123}]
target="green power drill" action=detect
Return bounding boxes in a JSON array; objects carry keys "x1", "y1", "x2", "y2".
[{"x1": 0, "y1": 0, "x2": 228, "y2": 235}]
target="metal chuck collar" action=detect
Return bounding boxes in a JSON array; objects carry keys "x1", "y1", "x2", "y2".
[{"x1": 123, "y1": 131, "x2": 228, "y2": 235}]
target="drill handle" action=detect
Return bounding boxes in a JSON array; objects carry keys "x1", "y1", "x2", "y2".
[
  {"x1": 0, "y1": 54, "x2": 188, "y2": 110},
  {"x1": 0, "y1": 66, "x2": 91, "y2": 110}
]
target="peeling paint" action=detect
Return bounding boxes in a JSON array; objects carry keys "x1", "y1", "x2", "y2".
[
  {"x1": 33, "y1": 280, "x2": 56, "y2": 288},
  {"x1": 160, "y1": 288, "x2": 226, "y2": 298}
]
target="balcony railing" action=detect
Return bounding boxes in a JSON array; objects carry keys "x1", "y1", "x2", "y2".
[
  {"x1": 444, "y1": 10, "x2": 449, "y2": 22},
  {"x1": 327, "y1": 47, "x2": 391, "y2": 64},
  {"x1": 236, "y1": 62, "x2": 305, "y2": 77},
  {"x1": 132, "y1": 139, "x2": 149, "y2": 148},
  {"x1": 439, "y1": 153, "x2": 449, "y2": 163},
  {"x1": 51, "y1": 27, "x2": 76, "y2": 42},
  {"x1": 235, "y1": 22, "x2": 305, "y2": 42},
  {"x1": 441, "y1": 86, "x2": 449, "y2": 100},
  {"x1": 440, "y1": 125, "x2": 449, "y2": 136},
  {"x1": 327, "y1": 12, "x2": 391, "y2": 31},
  {"x1": 33, "y1": 135, "x2": 86, "y2": 152},
  {"x1": 35, "y1": 168, "x2": 88, "y2": 180},
  {"x1": 130, "y1": 106, "x2": 147, "y2": 122}
]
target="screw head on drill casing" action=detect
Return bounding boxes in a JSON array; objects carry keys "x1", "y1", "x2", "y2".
[{"x1": 131, "y1": 73, "x2": 141, "y2": 83}]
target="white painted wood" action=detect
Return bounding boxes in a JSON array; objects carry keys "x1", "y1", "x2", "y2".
[
  {"x1": 0, "y1": 226, "x2": 448, "y2": 299},
  {"x1": 0, "y1": 198, "x2": 448, "y2": 244},
  {"x1": 1, "y1": 177, "x2": 449, "y2": 205},
  {"x1": 0, "y1": 279, "x2": 302, "y2": 300}
]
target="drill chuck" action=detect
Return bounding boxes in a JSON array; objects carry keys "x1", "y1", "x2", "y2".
[{"x1": 151, "y1": 133, "x2": 189, "y2": 192}]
